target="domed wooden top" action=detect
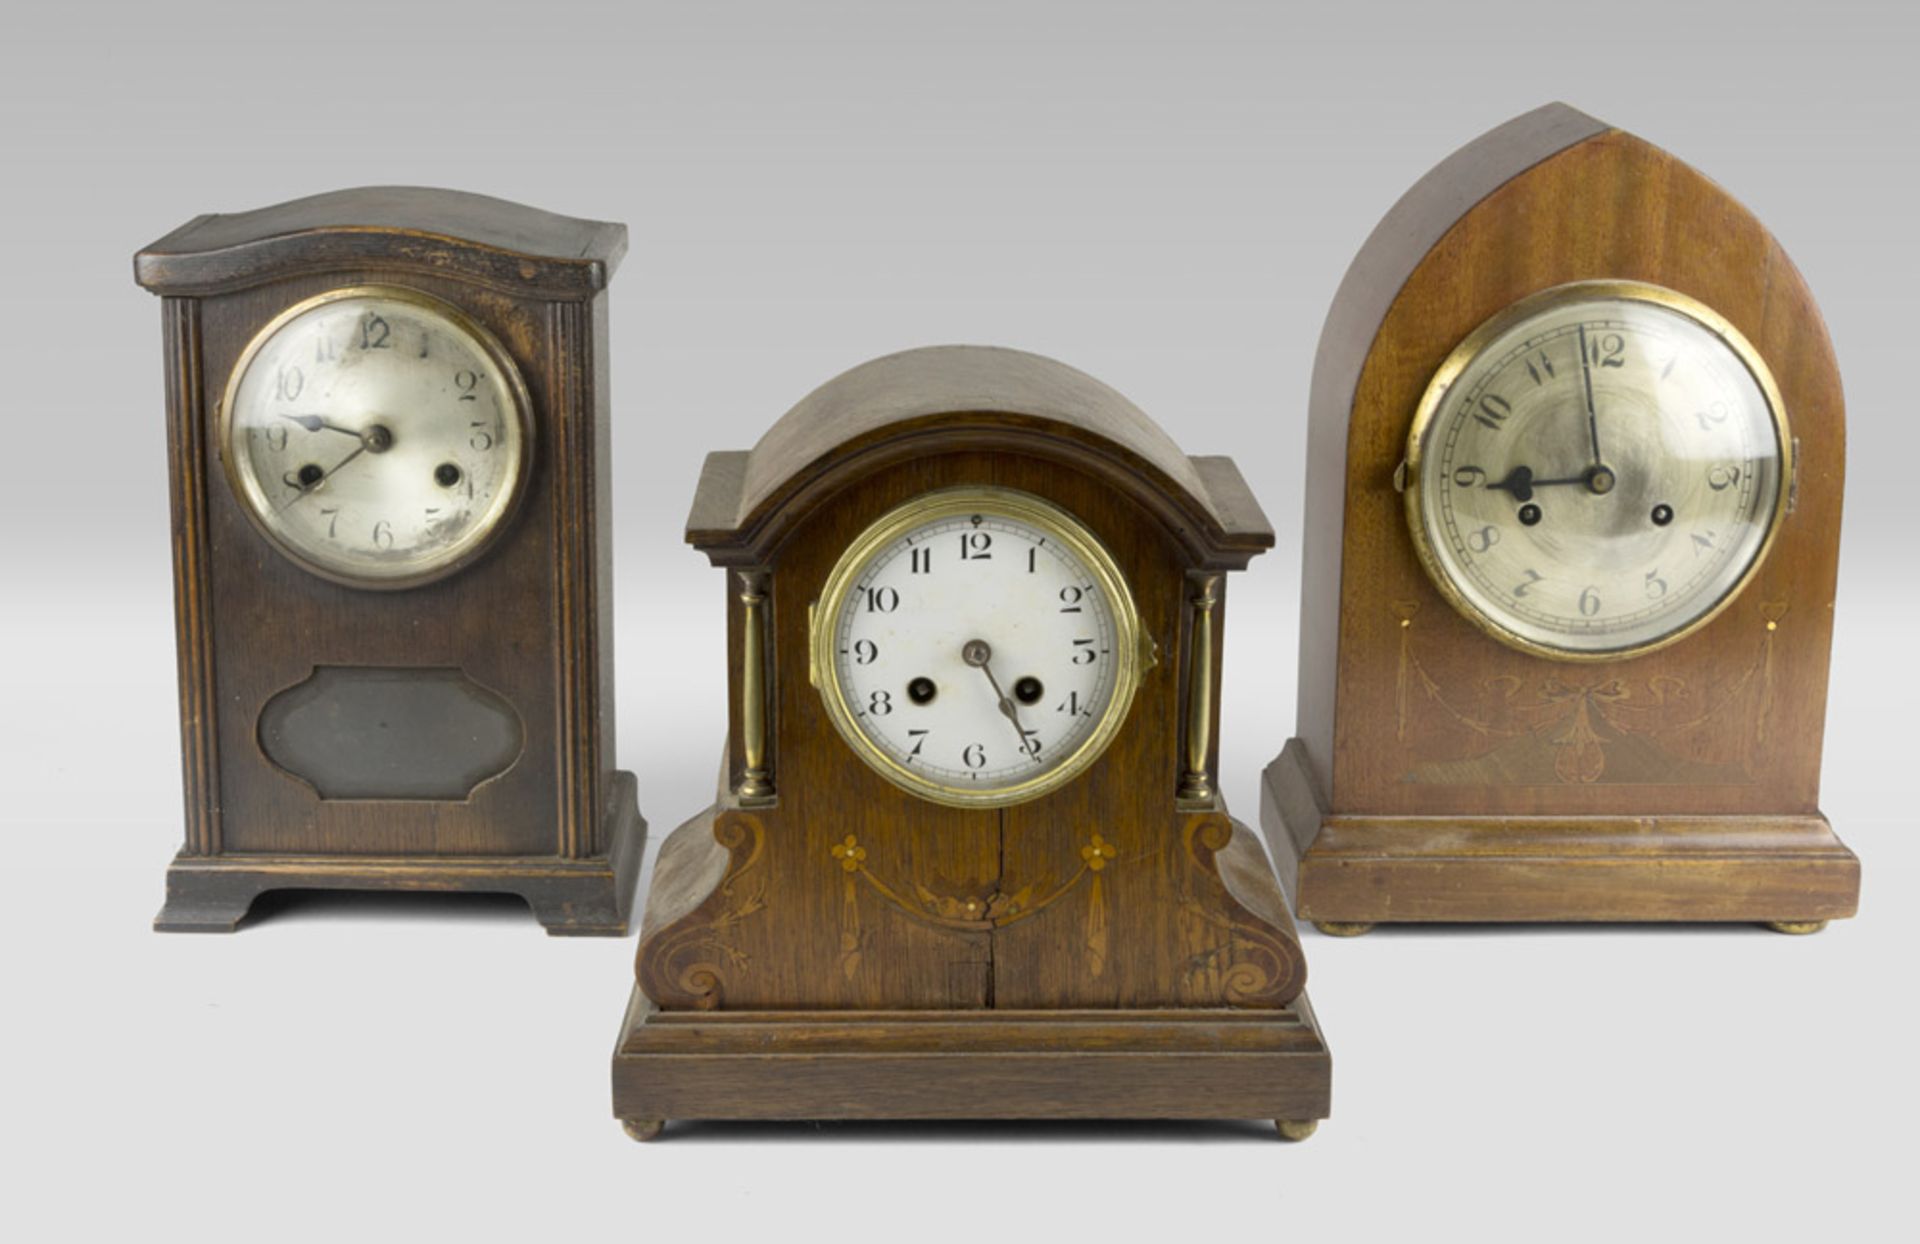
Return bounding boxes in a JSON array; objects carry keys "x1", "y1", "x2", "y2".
[{"x1": 685, "y1": 345, "x2": 1273, "y2": 568}]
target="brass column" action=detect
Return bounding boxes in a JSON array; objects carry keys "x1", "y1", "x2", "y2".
[
  {"x1": 736, "y1": 569, "x2": 775, "y2": 805},
  {"x1": 1177, "y1": 574, "x2": 1219, "y2": 807}
]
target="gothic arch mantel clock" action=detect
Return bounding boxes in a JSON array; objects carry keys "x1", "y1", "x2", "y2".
[
  {"x1": 1262, "y1": 104, "x2": 1860, "y2": 932},
  {"x1": 612, "y1": 346, "x2": 1330, "y2": 1138},
  {"x1": 135, "y1": 187, "x2": 645, "y2": 934}
]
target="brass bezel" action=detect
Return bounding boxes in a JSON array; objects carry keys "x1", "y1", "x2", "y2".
[
  {"x1": 810, "y1": 486, "x2": 1146, "y2": 809},
  {"x1": 218, "y1": 284, "x2": 536, "y2": 592},
  {"x1": 1403, "y1": 279, "x2": 1793, "y2": 663}
]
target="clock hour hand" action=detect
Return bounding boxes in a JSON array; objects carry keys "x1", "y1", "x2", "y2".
[
  {"x1": 962, "y1": 638, "x2": 1037, "y2": 760},
  {"x1": 280, "y1": 412, "x2": 364, "y2": 438},
  {"x1": 1486, "y1": 465, "x2": 1576, "y2": 503},
  {"x1": 1485, "y1": 464, "x2": 1617, "y2": 503},
  {"x1": 274, "y1": 420, "x2": 394, "y2": 510}
]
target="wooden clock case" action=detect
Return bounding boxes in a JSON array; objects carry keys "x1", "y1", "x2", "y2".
[
  {"x1": 135, "y1": 188, "x2": 645, "y2": 934},
  {"x1": 613, "y1": 346, "x2": 1330, "y2": 1136},
  {"x1": 1263, "y1": 105, "x2": 1859, "y2": 930}
]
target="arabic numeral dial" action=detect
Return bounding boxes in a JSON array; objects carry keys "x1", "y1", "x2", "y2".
[
  {"x1": 223, "y1": 289, "x2": 529, "y2": 586},
  {"x1": 821, "y1": 493, "x2": 1142, "y2": 807},
  {"x1": 1413, "y1": 283, "x2": 1788, "y2": 656}
]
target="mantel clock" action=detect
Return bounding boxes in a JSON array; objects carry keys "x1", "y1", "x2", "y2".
[
  {"x1": 613, "y1": 346, "x2": 1330, "y2": 1138},
  {"x1": 1263, "y1": 105, "x2": 1859, "y2": 932},
  {"x1": 135, "y1": 187, "x2": 645, "y2": 934}
]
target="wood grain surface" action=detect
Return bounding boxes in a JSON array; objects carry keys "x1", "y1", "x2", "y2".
[
  {"x1": 1266, "y1": 106, "x2": 1858, "y2": 925},
  {"x1": 136, "y1": 188, "x2": 643, "y2": 933},
  {"x1": 623, "y1": 347, "x2": 1327, "y2": 1126}
]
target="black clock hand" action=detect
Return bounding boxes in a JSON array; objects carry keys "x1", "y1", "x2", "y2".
[
  {"x1": 1576, "y1": 324, "x2": 1603, "y2": 467},
  {"x1": 280, "y1": 413, "x2": 364, "y2": 438},
  {"x1": 1484, "y1": 465, "x2": 1592, "y2": 503},
  {"x1": 962, "y1": 639, "x2": 1037, "y2": 760}
]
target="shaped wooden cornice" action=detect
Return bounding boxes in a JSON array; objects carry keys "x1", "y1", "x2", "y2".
[{"x1": 133, "y1": 186, "x2": 627, "y2": 301}]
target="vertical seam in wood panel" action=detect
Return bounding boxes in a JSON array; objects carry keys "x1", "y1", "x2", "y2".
[
  {"x1": 989, "y1": 808, "x2": 1002, "y2": 1008},
  {"x1": 165, "y1": 297, "x2": 221, "y2": 856}
]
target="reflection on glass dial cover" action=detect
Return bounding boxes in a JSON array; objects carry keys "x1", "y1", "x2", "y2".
[
  {"x1": 817, "y1": 490, "x2": 1143, "y2": 807},
  {"x1": 223, "y1": 287, "x2": 529, "y2": 587},
  {"x1": 1409, "y1": 281, "x2": 1788, "y2": 658}
]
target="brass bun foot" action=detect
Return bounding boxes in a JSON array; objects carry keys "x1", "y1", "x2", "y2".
[
  {"x1": 1276, "y1": 1119, "x2": 1319, "y2": 1142},
  {"x1": 1766, "y1": 920, "x2": 1829, "y2": 936},
  {"x1": 1313, "y1": 920, "x2": 1376, "y2": 937},
  {"x1": 621, "y1": 1117, "x2": 665, "y2": 1143}
]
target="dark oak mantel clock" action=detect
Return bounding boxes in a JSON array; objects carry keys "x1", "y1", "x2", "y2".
[
  {"x1": 135, "y1": 187, "x2": 644, "y2": 934},
  {"x1": 613, "y1": 346, "x2": 1330, "y2": 1139},
  {"x1": 1263, "y1": 104, "x2": 1859, "y2": 933}
]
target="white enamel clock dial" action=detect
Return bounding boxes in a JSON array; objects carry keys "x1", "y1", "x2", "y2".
[
  {"x1": 813, "y1": 488, "x2": 1145, "y2": 808},
  {"x1": 221, "y1": 286, "x2": 531, "y2": 588},
  {"x1": 1407, "y1": 280, "x2": 1789, "y2": 659}
]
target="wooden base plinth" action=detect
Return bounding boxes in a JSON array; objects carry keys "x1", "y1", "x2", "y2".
[
  {"x1": 154, "y1": 771, "x2": 646, "y2": 936},
  {"x1": 611, "y1": 987, "x2": 1331, "y2": 1135},
  {"x1": 1262, "y1": 739, "x2": 1860, "y2": 927}
]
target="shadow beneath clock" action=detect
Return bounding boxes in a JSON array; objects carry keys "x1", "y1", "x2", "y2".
[
  {"x1": 242, "y1": 888, "x2": 533, "y2": 929},
  {"x1": 1309, "y1": 921, "x2": 1780, "y2": 939},
  {"x1": 654, "y1": 1119, "x2": 1285, "y2": 1145}
]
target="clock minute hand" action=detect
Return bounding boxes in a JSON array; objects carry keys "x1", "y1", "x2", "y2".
[
  {"x1": 275, "y1": 443, "x2": 369, "y2": 511},
  {"x1": 1575, "y1": 324, "x2": 1604, "y2": 467},
  {"x1": 962, "y1": 638, "x2": 1035, "y2": 758}
]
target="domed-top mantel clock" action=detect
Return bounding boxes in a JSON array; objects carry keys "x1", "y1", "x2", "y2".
[
  {"x1": 135, "y1": 187, "x2": 644, "y2": 934},
  {"x1": 613, "y1": 346, "x2": 1330, "y2": 1139},
  {"x1": 1262, "y1": 104, "x2": 1859, "y2": 933}
]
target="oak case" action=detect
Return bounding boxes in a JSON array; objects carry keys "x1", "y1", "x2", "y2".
[
  {"x1": 135, "y1": 188, "x2": 644, "y2": 934},
  {"x1": 1263, "y1": 105, "x2": 1859, "y2": 929}
]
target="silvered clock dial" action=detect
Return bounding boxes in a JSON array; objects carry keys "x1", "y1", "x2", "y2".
[
  {"x1": 221, "y1": 286, "x2": 532, "y2": 588},
  {"x1": 1405, "y1": 280, "x2": 1790, "y2": 659}
]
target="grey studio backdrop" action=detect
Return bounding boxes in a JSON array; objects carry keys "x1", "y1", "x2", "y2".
[{"x1": 0, "y1": 2, "x2": 1909, "y2": 1241}]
